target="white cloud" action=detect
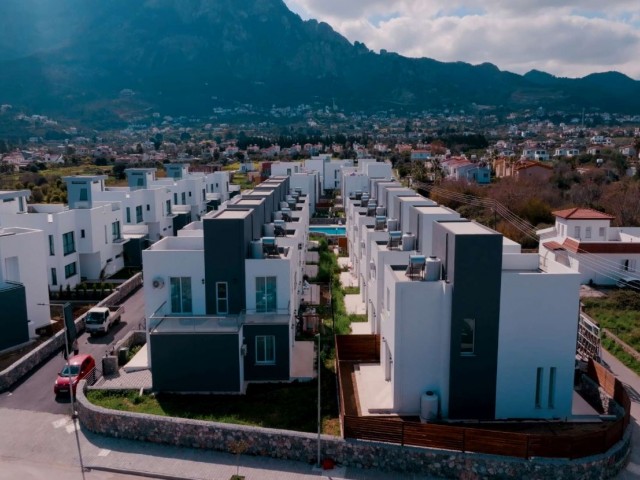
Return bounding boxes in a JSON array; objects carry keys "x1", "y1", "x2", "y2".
[{"x1": 283, "y1": 0, "x2": 640, "y2": 79}]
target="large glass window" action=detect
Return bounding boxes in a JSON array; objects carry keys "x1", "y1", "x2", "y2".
[
  {"x1": 548, "y1": 367, "x2": 556, "y2": 409},
  {"x1": 535, "y1": 367, "x2": 544, "y2": 409},
  {"x1": 165, "y1": 200, "x2": 171, "y2": 216},
  {"x1": 112, "y1": 221, "x2": 121, "y2": 241},
  {"x1": 255, "y1": 276, "x2": 277, "y2": 313},
  {"x1": 170, "y1": 277, "x2": 192, "y2": 314},
  {"x1": 216, "y1": 282, "x2": 228, "y2": 314},
  {"x1": 255, "y1": 335, "x2": 275, "y2": 364},
  {"x1": 48, "y1": 235, "x2": 55, "y2": 256},
  {"x1": 62, "y1": 231, "x2": 75, "y2": 256},
  {"x1": 51, "y1": 268, "x2": 57, "y2": 286},
  {"x1": 64, "y1": 262, "x2": 77, "y2": 279},
  {"x1": 126, "y1": 207, "x2": 131, "y2": 223},
  {"x1": 181, "y1": 192, "x2": 186, "y2": 204},
  {"x1": 136, "y1": 205, "x2": 143, "y2": 223},
  {"x1": 460, "y1": 318, "x2": 475, "y2": 355}
]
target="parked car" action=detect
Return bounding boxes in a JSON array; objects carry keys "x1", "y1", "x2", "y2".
[
  {"x1": 54, "y1": 354, "x2": 96, "y2": 396},
  {"x1": 616, "y1": 277, "x2": 640, "y2": 290}
]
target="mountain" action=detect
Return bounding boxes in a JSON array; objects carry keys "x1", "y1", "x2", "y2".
[{"x1": 1, "y1": 0, "x2": 639, "y2": 124}]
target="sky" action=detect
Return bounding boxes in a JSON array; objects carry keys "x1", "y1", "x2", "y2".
[{"x1": 283, "y1": 0, "x2": 640, "y2": 80}]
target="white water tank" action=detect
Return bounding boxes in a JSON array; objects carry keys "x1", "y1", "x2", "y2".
[
  {"x1": 376, "y1": 206, "x2": 386, "y2": 216},
  {"x1": 420, "y1": 391, "x2": 439, "y2": 422},
  {"x1": 273, "y1": 211, "x2": 283, "y2": 221},
  {"x1": 402, "y1": 233, "x2": 415, "y2": 251},
  {"x1": 425, "y1": 256, "x2": 442, "y2": 281},
  {"x1": 251, "y1": 240, "x2": 263, "y2": 259},
  {"x1": 263, "y1": 223, "x2": 275, "y2": 237},
  {"x1": 387, "y1": 218, "x2": 399, "y2": 232}
]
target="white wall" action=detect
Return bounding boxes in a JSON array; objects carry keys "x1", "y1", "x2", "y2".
[
  {"x1": 142, "y1": 238, "x2": 206, "y2": 320},
  {"x1": 495, "y1": 265, "x2": 580, "y2": 419},
  {"x1": 0, "y1": 228, "x2": 51, "y2": 334},
  {"x1": 383, "y1": 266, "x2": 452, "y2": 415}
]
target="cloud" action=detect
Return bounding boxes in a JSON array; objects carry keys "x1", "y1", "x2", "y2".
[{"x1": 283, "y1": 0, "x2": 640, "y2": 79}]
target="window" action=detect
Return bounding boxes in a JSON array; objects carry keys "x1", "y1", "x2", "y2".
[
  {"x1": 173, "y1": 193, "x2": 178, "y2": 205},
  {"x1": 216, "y1": 282, "x2": 228, "y2": 314},
  {"x1": 146, "y1": 204, "x2": 150, "y2": 211},
  {"x1": 535, "y1": 367, "x2": 544, "y2": 408},
  {"x1": 255, "y1": 276, "x2": 277, "y2": 312},
  {"x1": 80, "y1": 229, "x2": 85, "y2": 239},
  {"x1": 112, "y1": 221, "x2": 121, "y2": 242},
  {"x1": 574, "y1": 226, "x2": 581, "y2": 238},
  {"x1": 137, "y1": 177, "x2": 144, "y2": 187},
  {"x1": 202, "y1": 188, "x2": 205, "y2": 201},
  {"x1": 51, "y1": 268, "x2": 57, "y2": 286},
  {"x1": 255, "y1": 335, "x2": 275, "y2": 364},
  {"x1": 48, "y1": 235, "x2": 55, "y2": 256},
  {"x1": 79, "y1": 188, "x2": 88, "y2": 202},
  {"x1": 460, "y1": 318, "x2": 475, "y2": 355},
  {"x1": 384, "y1": 341, "x2": 392, "y2": 381},
  {"x1": 181, "y1": 192, "x2": 186, "y2": 204},
  {"x1": 622, "y1": 259, "x2": 637, "y2": 272},
  {"x1": 62, "y1": 232, "x2": 75, "y2": 256},
  {"x1": 188, "y1": 191, "x2": 192, "y2": 197},
  {"x1": 599, "y1": 227, "x2": 606, "y2": 238},
  {"x1": 548, "y1": 367, "x2": 556, "y2": 408},
  {"x1": 64, "y1": 262, "x2": 77, "y2": 279},
  {"x1": 126, "y1": 207, "x2": 131, "y2": 223},
  {"x1": 170, "y1": 277, "x2": 192, "y2": 314},
  {"x1": 136, "y1": 205, "x2": 143, "y2": 223},
  {"x1": 585, "y1": 227, "x2": 591, "y2": 239},
  {"x1": 165, "y1": 200, "x2": 171, "y2": 216}
]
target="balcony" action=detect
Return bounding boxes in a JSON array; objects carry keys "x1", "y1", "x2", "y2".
[{"x1": 149, "y1": 311, "x2": 244, "y2": 334}]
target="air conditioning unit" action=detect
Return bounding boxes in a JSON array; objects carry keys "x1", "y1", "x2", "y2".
[{"x1": 152, "y1": 277, "x2": 165, "y2": 289}]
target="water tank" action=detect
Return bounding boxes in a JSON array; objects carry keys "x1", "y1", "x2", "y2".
[
  {"x1": 251, "y1": 240, "x2": 264, "y2": 259},
  {"x1": 273, "y1": 211, "x2": 283, "y2": 221},
  {"x1": 387, "y1": 219, "x2": 399, "y2": 232},
  {"x1": 280, "y1": 201, "x2": 289, "y2": 209},
  {"x1": 376, "y1": 206, "x2": 386, "y2": 216},
  {"x1": 402, "y1": 233, "x2": 416, "y2": 251},
  {"x1": 263, "y1": 223, "x2": 275, "y2": 237},
  {"x1": 425, "y1": 256, "x2": 442, "y2": 281},
  {"x1": 420, "y1": 391, "x2": 439, "y2": 422}
]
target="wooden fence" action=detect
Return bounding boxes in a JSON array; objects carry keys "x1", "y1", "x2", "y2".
[{"x1": 336, "y1": 334, "x2": 630, "y2": 460}]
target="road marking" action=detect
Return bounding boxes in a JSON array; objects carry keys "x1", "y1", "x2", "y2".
[
  {"x1": 97, "y1": 449, "x2": 111, "y2": 457},
  {"x1": 52, "y1": 418, "x2": 69, "y2": 429}
]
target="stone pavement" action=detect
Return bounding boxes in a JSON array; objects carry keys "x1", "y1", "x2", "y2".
[
  {"x1": 95, "y1": 368, "x2": 152, "y2": 391},
  {"x1": 0, "y1": 407, "x2": 438, "y2": 480}
]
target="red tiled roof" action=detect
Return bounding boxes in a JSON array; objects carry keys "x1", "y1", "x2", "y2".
[
  {"x1": 552, "y1": 208, "x2": 615, "y2": 220},
  {"x1": 515, "y1": 161, "x2": 553, "y2": 171},
  {"x1": 560, "y1": 237, "x2": 640, "y2": 254},
  {"x1": 543, "y1": 241, "x2": 564, "y2": 251}
]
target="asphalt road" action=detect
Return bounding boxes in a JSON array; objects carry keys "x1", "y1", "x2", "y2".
[{"x1": 0, "y1": 288, "x2": 145, "y2": 414}]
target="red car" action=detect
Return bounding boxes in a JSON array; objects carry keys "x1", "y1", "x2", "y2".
[{"x1": 54, "y1": 354, "x2": 96, "y2": 396}]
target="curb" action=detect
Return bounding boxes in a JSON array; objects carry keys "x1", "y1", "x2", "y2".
[{"x1": 87, "y1": 465, "x2": 201, "y2": 480}]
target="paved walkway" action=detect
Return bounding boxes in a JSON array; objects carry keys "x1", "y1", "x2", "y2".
[
  {"x1": 0, "y1": 407, "x2": 439, "y2": 480},
  {"x1": 96, "y1": 369, "x2": 152, "y2": 390}
]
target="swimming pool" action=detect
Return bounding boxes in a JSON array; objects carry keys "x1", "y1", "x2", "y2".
[{"x1": 309, "y1": 226, "x2": 346, "y2": 236}]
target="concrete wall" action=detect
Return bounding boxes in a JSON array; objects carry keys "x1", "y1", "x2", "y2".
[{"x1": 76, "y1": 382, "x2": 631, "y2": 480}]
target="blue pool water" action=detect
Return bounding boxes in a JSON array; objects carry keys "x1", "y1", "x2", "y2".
[{"x1": 309, "y1": 226, "x2": 346, "y2": 236}]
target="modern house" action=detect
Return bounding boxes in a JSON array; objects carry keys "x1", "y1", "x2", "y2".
[
  {"x1": 0, "y1": 225, "x2": 51, "y2": 349},
  {"x1": 0, "y1": 181, "x2": 127, "y2": 289},
  {"x1": 143, "y1": 177, "x2": 312, "y2": 393},
  {"x1": 538, "y1": 208, "x2": 640, "y2": 285},
  {"x1": 343, "y1": 174, "x2": 581, "y2": 422}
]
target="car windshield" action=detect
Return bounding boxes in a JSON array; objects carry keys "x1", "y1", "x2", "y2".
[
  {"x1": 86, "y1": 312, "x2": 104, "y2": 324},
  {"x1": 59, "y1": 365, "x2": 80, "y2": 377}
]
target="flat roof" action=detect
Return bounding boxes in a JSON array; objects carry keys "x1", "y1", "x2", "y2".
[
  {"x1": 439, "y1": 221, "x2": 496, "y2": 235},
  {"x1": 213, "y1": 209, "x2": 253, "y2": 220},
  {"x1": 413, "y1": 205, "x2": 457, "y2": 215},
  {"x1": 0, "y1": 190, "x2": 30, "y2": 200}
]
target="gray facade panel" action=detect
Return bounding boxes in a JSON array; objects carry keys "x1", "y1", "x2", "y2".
[
  {"x1": 447, "y1": 234, "x2": 503, "y2": 420},
  {"x1": 242, "y1": 324, "x2": 290, "y2": 381},
  {"x1": 0, "y1": 284, "x2": 29, "y2": 351},
  {"x1": 150, "y1": 333, "x2": 240, "y2": 392},
  {"x1": 204, "y1": 214, "x2": 252, "y2": 314}
]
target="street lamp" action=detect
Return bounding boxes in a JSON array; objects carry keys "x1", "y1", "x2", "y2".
[
  {"x1": 316, "y1": 331, "x2": 321, "y2": 468},
  {"x1": 40, "y1": 302, "x2": 87, "y2": 480}
]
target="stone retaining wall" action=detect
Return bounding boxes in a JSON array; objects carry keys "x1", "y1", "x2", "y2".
[
  {"x1": 76, "y1": 382, "x2": 631, "y2": 480},
  {"x1": 0, "y1": 273, "x2": 142, "y2": 392}
]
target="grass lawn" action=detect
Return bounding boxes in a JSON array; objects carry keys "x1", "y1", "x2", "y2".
[
  {"x1": 582, "y1": 290, "x2": 640, "y2": 373},
  {"x1": 87, "y1": 378, "x2": 340, "y2": 436}
]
